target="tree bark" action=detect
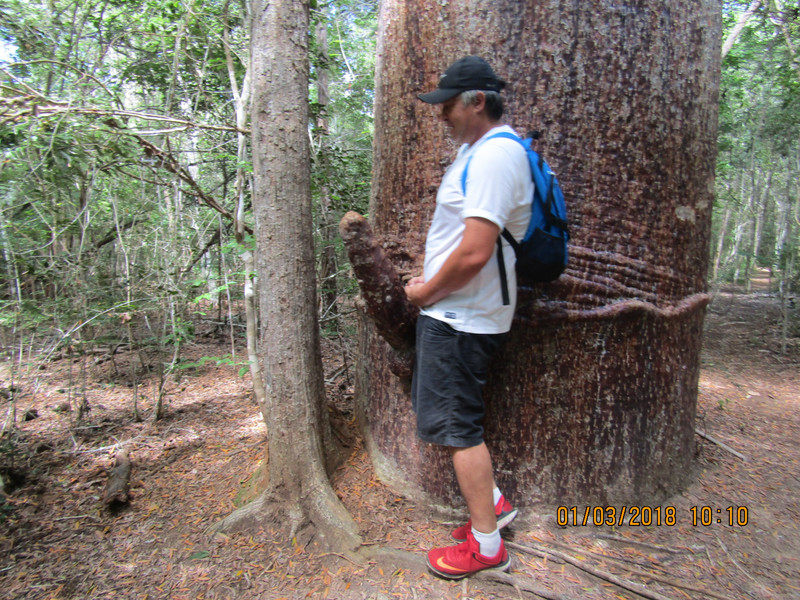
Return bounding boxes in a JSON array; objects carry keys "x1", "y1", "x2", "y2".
[
  {"x1": 339, "y1": 211, "x2": 418, "y2": 376},
  {"x1": 215, "y1": 0, "x2": 360, "y2": 551},
  {"x1": 358, "y1": 0, "x2": 721, "y2": 506}
]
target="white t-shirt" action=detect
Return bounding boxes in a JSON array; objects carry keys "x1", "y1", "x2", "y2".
[{"x1": 420, "y1": 125, "x2": 533, "y2": 334}]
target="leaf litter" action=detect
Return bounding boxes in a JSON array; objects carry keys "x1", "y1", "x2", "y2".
[{"x1": 1, "y1": 287, "x2": 798, "y2": 599}]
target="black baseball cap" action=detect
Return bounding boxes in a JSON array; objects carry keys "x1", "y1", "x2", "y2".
[{"x1": 418, "y1": 56, "x2": 506, "y2": 104}]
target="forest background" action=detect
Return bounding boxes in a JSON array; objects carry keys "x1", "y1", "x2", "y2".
[
  {"x1": 0, "y1": 0, "x2": 798, "y2": 599},
  {"x1": 0, "y1": 0, "x2": 797, "y2": 406}
]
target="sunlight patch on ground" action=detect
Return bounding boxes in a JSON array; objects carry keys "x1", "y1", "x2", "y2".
[
  {"x1": 698, "y1": 375, "x2": 729, "y2": 392},
  {"x1": 236, "y1": 413, "x2": 267, "y2": 439}
]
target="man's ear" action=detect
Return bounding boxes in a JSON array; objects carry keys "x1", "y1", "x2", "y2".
[
  {"x1": 473, "y1": 91, "x2": 487, "y2": 112},
  {"x1": 470, "y1": 91, "x2": 486, "y2": 113}
]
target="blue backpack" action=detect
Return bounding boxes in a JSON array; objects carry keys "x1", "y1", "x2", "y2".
[{"x1": 461, "y1": 131, "x2": 569, "y2": 305}]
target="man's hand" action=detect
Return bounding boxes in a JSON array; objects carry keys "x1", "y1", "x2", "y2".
[
  {"x1": 404, "y1": 276, "x2": 428, "y2": 307},
  {"x1": 403, "y1": 217, "x2": 499, "y2": 309}
]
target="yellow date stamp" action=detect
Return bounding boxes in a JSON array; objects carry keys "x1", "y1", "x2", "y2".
[
  {"x1": 557, "y1": 505, "x2": 678, "y2": 527},
  {"x1": 557, "y1": 505, "x2": 750, "y2": 527}
]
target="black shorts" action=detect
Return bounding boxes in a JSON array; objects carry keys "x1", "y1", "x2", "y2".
[{"x1": 411, "y1": 315, "x2": 507, "y2": 448}]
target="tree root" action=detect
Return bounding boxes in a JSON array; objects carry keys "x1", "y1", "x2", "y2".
[
  {"x1": 480, "y1": 570, "x2": 576, "y2": 600},
  {"x1": 207, "y1": 480, "x2": 362, "y2": 554}
]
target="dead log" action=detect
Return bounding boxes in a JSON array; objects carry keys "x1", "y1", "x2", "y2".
[
  {"x1": 339, "y1": 211, "x2": 418, "y2": 376},
  {"x1": 103, "y1": 449, "x2": 132, "y2": 506}
]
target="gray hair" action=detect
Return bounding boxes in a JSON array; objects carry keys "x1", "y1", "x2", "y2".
[{"x1": 459, "y1": 90, "x2": 504, "y2": 120}]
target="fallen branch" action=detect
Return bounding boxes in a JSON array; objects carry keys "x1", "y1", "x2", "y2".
[
  {"x1": 0, "y1": 96, "x2": 245, "y2": 134},
  {"x1": 695, "y1": 429, "x2": 747, "y2": 461},
  {"x1": 593, "y1": 533, "x2": 704, "y2": 555},
  {"x1": 480, "y1": 570, "x2": 574, "y2": 600},
  {"x1": 507, "y1": 541, "x2": 677, "y2": 600},
  {"x1": 53, "y1": 514, "x2": 100, "y2": 522},
  {"x1": 103, "y1": 449, "x2": 132, "y2": 506},
  {"x1": 714, "y1": 534, "x2": 758, "y2": 585},
  {"x1": 576, "y1": 536, "x2": 728, "y2": 600},
  {"x1": 126, "y1": 132, "x2": 241, "y2": 227}
]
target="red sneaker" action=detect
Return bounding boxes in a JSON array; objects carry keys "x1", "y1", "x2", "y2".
[
  {"x1": 427, "y1": 531, "x2": 511, "y2": 580},
  {"x1": 452, "y1": 495, "x2": 517, "y2": 542}
]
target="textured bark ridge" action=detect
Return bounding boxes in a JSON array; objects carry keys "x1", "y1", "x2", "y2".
[
  {"x1": 340, "y1": 211, "x2": 419, "y2": 377},
  {"x1": 358, "y1": 0, "x2": 722, "y2": 507}
]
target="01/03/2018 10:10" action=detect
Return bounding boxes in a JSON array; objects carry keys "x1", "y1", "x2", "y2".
[{"x1": 556, "y1": 505, "x2": 749, "y2": 527}]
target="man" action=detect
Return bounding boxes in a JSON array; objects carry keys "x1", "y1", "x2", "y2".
[{"x1": 404, "y1": 56, "x2": 533, "y2": 579}]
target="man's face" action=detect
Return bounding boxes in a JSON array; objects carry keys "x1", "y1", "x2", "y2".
[
  {"x1": 439, "y1": 95, "x2": 473, "y2": 144},
  {"x1": 439, "y1": 93, "x2": 483, "y2": 145}
]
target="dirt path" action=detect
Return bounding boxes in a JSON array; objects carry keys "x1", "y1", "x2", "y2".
[{"x1": 1, "y1": 290, "x2": 798, "y2": 600}]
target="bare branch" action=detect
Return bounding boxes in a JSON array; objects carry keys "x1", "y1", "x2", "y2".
[
  {"x1": 721, "y1": 0, "x2": 763, "y2": 59},
  {"x1": 2, "y1": 59, "x2": 121, "y2": 106},
  {"x1": 0, "y1": 95, "x2": 247, "y2": 134}
]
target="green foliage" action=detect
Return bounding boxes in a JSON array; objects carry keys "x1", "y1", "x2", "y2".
[
  {"x1": 0, "y1": 0, "x2": 377, "y2": 363},
  {"x1": 310, "y1": 0, "x2": 376, "y2": 217},
  {"x1": 179, "y1": 354, "x2": 250, "y2": 377},
  {"x1": 311, "y1": 140, "x2": 372, "y2": 215},
  {"x1": 714, "y1": 1, "x2": 800, "y2": 291},
  {"x1": 0, "y1": 0, "x2": 254, "y2": 345}
]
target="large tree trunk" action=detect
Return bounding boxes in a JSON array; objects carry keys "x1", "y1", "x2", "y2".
[
  {"x1": 215, "y1": 0, "x2": 360, "y2": 551},
  {"x1": 356, "y1": 0, "x2": 721, "y2": 506}
]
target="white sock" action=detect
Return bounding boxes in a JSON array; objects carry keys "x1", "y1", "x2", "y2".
[
  {"x1": 472, "y1": 526, "x2": 501, "y2": 557},
  {"x1": 492, "y1": 486, "x2": 502, "y2": 506}
]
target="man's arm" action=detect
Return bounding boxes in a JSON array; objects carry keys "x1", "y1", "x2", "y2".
[{"x1": 404, "y1": 217, "x2": 499, "y2": 307}]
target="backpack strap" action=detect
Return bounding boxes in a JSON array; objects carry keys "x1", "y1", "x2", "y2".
[
  {"x1": 501, "y1": 228, "x2": 520, "y2": 254},
  {"x1": 538, "y1": 154, "x2": 568, "y2": 232},
  {"x1": 496, "y1": 236, "x2": 510, "y2": 306},
  {"x1": 496, "y1": 228, "x2": 521, "y2": 306},
  {"x1": 460, "y1": 155, "x2": 474, "y2": 195}
]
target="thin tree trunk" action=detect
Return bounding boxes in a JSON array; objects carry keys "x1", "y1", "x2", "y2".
[
  {"x1": 772, "y1": 0, "x2": 800, "y2": 82},
  {"x1": 0, "y1": 199, "x2": 22, "y2": 303},
  {"x1": 165, "y1": 0, "x2": 196, "y2": 114},
  {"x1": 713, "y1": 202, "x2": 732, "y2": 283},
  {"x1": 214, "y1": 0, "x2": 359, "y2": 551},
  {"x1": 779, "y1": 150, "x2": 799, "y2": 353},
  {"x1": 223, "y1": 0, "x2": 266, "y2": 418},
  {"x1": 730, "y1": 157, "x2": 756, "y2": 284},
  {"x1": 721, "y1": 0, "x2": 762, "y2": 59},
  {"x1": 314, "y1": 17, "x2": 339, "y2": 325},
  {"x1": 110, "y1": 193, "x2": 140, "y2": 421},
  {"x1": 744, "y1": 169, "x2": 771, "y2": 291}
]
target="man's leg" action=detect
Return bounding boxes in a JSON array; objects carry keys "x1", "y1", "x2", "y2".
[
  {"x1": 426, "y1": 441, "x2": 509, "y2": 579},
  {"x1": 418, "y1": 320, "x2": 511, "y2": 577},
  {"x1": 451, "y1": 443, "x2": 496, "y2": 534}
]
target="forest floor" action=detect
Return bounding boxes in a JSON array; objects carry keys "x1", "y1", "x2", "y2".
[{"x1": 1, "y1": 280, "x2": 799, "y2": 600}]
